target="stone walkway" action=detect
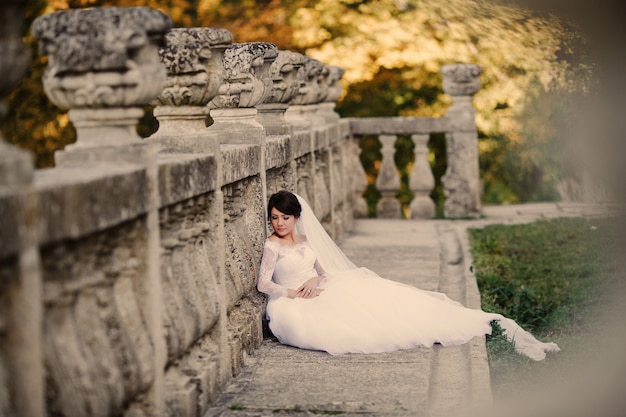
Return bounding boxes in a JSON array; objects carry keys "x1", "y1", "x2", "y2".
[{"x1": 205, "y1": 202, "x2": 619, "y2": 417}]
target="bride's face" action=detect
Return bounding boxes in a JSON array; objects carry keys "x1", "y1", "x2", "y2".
[{"x1": 270, "y1": 207, "x2": 297, "y2": 237}]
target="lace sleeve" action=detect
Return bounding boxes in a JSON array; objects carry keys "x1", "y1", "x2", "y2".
[{"x1": 257, "y1": 240, "x2": 289, "y2": 298}]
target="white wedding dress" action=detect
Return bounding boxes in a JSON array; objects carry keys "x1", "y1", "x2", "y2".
[
  {"x1": 257, "y1": 238, "x2": 560, "y2": 360},
  {"x1": 257, "y1": 194, "x2": 560, "y2": 360}
]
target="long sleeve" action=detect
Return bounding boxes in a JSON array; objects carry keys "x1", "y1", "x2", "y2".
[{"x1": 257, "y1": 241, "x2": 289, "y2": 298}]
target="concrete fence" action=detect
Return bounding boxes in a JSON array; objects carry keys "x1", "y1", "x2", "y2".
[{"x1": 0, "y1": 4, "x2": 482, "y2": 417}]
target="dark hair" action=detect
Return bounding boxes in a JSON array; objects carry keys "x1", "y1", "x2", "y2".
[{"x1": 267, "y1": 190, "x2": 301, "y2": 220}]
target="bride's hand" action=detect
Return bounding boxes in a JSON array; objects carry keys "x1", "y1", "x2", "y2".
[{"x1": 296, "y1": 277, "x2": 324, "y2": 299}]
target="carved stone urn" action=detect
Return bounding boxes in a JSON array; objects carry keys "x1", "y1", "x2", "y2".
[
  {"x1": 318, "y1": 65, "x2": 345, "y2": 124},
  {"x1": 285, "y1": 57, "x2": 326, "y2": 130},
  {"x1": 151, "y1": 27, "x2": 232, "y2": 152},
  {"x1": 208, "y1": 42, "x2": 278, "y2": 144},
  {"x1": 31, "y1": 7, "x2": 172, "y2": 163},
  {"x1": 256, "y1": 50, "x2": 306, "y2": 136}
]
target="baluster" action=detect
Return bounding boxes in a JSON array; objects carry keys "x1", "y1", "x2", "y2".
[
  {"x1": 208, "y1": 42, "x2": 277, "y2": 145},
  {"x1": 151, "y1": 27, "x2": 232, "y2": 153},
  {"x1": 409, "y1": 134, "x2": 436, "y2": 218},
  {"x1": 376, "y1": 134, "x2": 401, "y2": 218},
  {"x1": 318, "y1": 66, "x2": 345, "y2": 124},
  {"x1": 257, "y1": 50, "x2": 305, "y2": 136}
]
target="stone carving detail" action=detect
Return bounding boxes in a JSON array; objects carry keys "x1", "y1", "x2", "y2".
[
  {"x1": 223, "y1": 184, "x2": 260, "y2": 310},
  {"x1": 32, "y1": 7, "x2": 172, "y2": 153},
  {"x1": 376, "y1": 135, "x2": 401, "y2": 218},
  {"x1": 296, "y1": 156, "x2": 314, "y2": 207},
  {"x1": 318, "y1": 65, "x2": 345, "y2": 124},
  {"x1": 42, "y1": 220, "x2": 155, "y2": 417},
  {"x1": 263, "y1": 50, "x2": 306, "y2": 105},
  {"x1": 441, "y1": 63, "x2": 482, "y2": 96},
  {"x1": 210, "y1": 42, "x2": 277, "y2": 109},
  {"x1": 256, "y1": 51, "x2": 307, "y2": 136},
  {"x1": 290, "y1": 57, "x2": 325, "y2": 105},
  {"x1": 159, "y1": 196, "x2": 220, "y2": 362},
  {"x1": 157, "y1": 27, "x2": 232, "y2": 107},
  {"x1": 323, "y1": 66, "x2": 346, "y2": 103},
  {"x1": 32, "y1": 7, "x2": 172, "y2": 109}
]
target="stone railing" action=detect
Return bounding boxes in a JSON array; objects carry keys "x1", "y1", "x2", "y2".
[{"x1": 0, "y1": 5, "x2": 482, "y2": 417}]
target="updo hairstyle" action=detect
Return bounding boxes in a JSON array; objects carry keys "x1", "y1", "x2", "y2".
[{"x1": 267, "y1": 190, "x2": 302, "y2": 220}]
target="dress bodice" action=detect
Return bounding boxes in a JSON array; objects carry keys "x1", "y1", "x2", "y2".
[
  {"x1": 257, "y1": 238, "x2": 324, "y2": 299},
  {"x1": 272, "y1": 241, "x2": 318, "y2": 289}
]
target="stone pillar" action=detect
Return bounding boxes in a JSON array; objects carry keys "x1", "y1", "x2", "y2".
[
  {"x1": 285, "y1": 57, "x2": 326, "y2": 130},
  {"x1": 32, "y1": 7, "x2": 172, "y2": 166},
  {"x1": 409, "y1": 134, "x2": 435, "y2": 218},
  {"x1": 0, "y1": 2, "x2": 44, "y2": 416},
  {"x1": 151, "y1": 27, "x2": 232, "y2": 153},
  {"x1": 441, "y1": 63, "x2": 483, "y2": 218},
  {"x1": 376, "y1": 134, "x2": 401, "y2": 218},
  {"x1": 256, "y1": 50, "x2": 305, "y2": 136},
  {"x1": 32, "y1": 7, "x2": 172, "y2": 416},
  {"x1": 318, "y1": 66, "x2": 345, "y2": 124},
  {"x1": 208, "y1": 42, "x2": 277, "y2": 145}
]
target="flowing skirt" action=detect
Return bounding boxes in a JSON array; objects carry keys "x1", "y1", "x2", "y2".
[{"x1": 266, "y1": 268, "x2": 559, "y2": 360}]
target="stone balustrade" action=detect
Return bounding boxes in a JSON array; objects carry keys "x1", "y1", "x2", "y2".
[
  {"x1": 348, "y1": 63, "x2": 483, "y2": 219},
  {"x1": 0, "y1": 5, "x2": 483, "y2": 417}
]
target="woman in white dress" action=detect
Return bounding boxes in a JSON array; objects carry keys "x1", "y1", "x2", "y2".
[{"x1": 257, "y1": 190, "x2": 560, "y2": 360}]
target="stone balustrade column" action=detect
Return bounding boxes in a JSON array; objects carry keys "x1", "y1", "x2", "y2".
[
  {"x1": 256, "y1": 50, "x2": 306, "y2": 137},
  {"x1": 32, "y1": 7, "x2": 172, "y2": 166},
  {"x1": 409, "y1": 134, "x2": 435, "y2": 218},
  {"x1": 32, "y1": 7, "x2": 172, "y2": 416},
  {"x1": 151, "y1": 27, "x2": 232, "y2": 153},
  {"x1": 208, "y1": 42, "x2": 277, "y2": 144},
  {"x1": 285, "y1": 57, "x2": 325, "y2": 130},
  {"x1": 441, "y1": 63, "x2": 483, "y2": 218},
  {"x1": 318, "y1": 66, "x2": 345, "y2": 124},
  {"x1": 0, "y1": 2, "x2": 44, "y2": 416},
  {"x1": 376, "y1": 135, "x2": 401, "y2": 218}
]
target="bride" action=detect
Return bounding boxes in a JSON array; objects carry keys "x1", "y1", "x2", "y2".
[{"x1": 257, "y1": 190, "x2": 560, "y2": 360}]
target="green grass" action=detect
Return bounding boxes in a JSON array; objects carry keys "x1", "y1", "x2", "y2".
[{"x1": 468, "y1": 216, "x2": 625, "y2": 398}]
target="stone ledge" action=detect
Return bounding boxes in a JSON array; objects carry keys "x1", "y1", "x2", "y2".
[
  {"x1": 290, "y1": 131, "x2": 312, "y2": 159},
  {"x1": 221, "y1": 144, "x2": 261, "y2": 185},
  {"x1": 34, "y1": 166, "x2": 150, "y2": 244},
  {"x1": 158, "y1": 153, "x2": 218, "y2": 207},
  {"x1": 265, "y1": 136, "x2": 290, "y2": 170}
]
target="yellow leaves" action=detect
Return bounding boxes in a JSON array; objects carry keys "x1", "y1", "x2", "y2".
[{"x1": 291, "y1": 8, "x2": 331, "y2": 48}]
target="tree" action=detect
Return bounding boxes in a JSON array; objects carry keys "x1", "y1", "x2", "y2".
[{"x1": 2, "y1": 0, "x2": 592, "y2": 206}]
